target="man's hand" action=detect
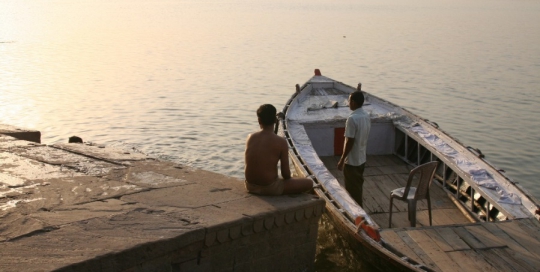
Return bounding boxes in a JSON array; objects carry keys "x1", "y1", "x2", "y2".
[
  {"x1": 337, "y1": 158, "x2": 345, "y2": 171},
  {"x1": 338, "y1": 137, "x2": 354, "y2": 171}
]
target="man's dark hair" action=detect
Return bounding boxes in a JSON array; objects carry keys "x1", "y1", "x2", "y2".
[
  {"x1": 350, "y1": 91, "x2": 365, "y2": 107},
  {"x1": 257, "y1": 104, "x2": 277, "y2": 126}
]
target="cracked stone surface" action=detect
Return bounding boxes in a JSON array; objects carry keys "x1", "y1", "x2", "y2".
[{"x1": 0, "y1": 127, "x2": 323, "y2": 271}]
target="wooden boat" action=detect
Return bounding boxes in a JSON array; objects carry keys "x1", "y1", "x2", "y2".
[{"x1": 278, "y1": 69, "x2": 540, "y2": 271}]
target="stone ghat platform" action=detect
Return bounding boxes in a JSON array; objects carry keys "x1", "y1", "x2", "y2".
[{"x1": 0, "y1": 125, "x2": 325, "y2": 272}]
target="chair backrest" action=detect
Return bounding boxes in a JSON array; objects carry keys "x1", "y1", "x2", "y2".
[{"x1": 405, "y1": 161, "x2": 439, "y2": 200}]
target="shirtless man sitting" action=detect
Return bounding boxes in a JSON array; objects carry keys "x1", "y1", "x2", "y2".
[{"x1": 244, "y1": 104, "x2": 313, "y2": 195}]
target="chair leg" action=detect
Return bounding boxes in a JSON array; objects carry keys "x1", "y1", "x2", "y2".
[
  {"x1": 428, "y1": 197, "x2": 432, "y2": 226},
  {"x1": 389, "y1": 197, "x2": 394, "y2": 228},
  {"x1": 409, "y1": 201, "x2": 417, "y2": 227}
]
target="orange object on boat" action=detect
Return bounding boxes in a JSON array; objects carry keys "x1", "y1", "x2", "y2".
[{"x1": 355, "y1": 216, "x2": 381, "y2": 242}]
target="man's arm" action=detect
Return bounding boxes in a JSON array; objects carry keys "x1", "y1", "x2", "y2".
[
  {"x1": 338, "y1": 137, "x2": 355, "y2": 171},
  {"x1": 244, "y1": 134, "x2": 252, "y2": 161},
  {"x1": 279, "y1": 139, "x2": 291, "y2": 179}
]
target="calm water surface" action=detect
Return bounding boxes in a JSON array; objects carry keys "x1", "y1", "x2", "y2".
[{"x1": 1, "y1": 0, "x2": 540, "y2": 270}]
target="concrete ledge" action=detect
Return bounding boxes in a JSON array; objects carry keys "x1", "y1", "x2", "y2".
[
  {"x1": 0, "y1": 124, "x2": 41, "y2": 143},
  {"x1": 0, "y1": 126, "x2": 324, "y2": 272}
]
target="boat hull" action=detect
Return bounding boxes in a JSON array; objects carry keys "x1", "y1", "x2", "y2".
[
  {"x1": 281, "y1": 70, "x2": 540, "y2": 271},
  {"x1": 323, "y1": 204, "x2": 424, "y2": 272}
]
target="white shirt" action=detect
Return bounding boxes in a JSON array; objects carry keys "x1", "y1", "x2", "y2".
[{"x1": 344, "y1": 108, "x2": 371, "y2": 166}]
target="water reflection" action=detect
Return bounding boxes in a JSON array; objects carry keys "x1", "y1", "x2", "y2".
[
  {"x1": 1, "y1": 0, "x2": 540, "y2": 268},
  {"x1": 315, "y1": 214, "x2": 377, "y2": 272}
]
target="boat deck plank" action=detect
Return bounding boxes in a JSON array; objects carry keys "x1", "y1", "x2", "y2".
[
  {"x1": 447, "y1": 250, "x2": 505, "y2": 272},
  {"x1": 446, "y1": 250, "x2": 494, "y2": 272},
  {"x1": 480, "y1": 248, "x2": 524, "y2": 272},
  {"x1": 368, "y1": 174, "x2": 409, "y2": 213},
  {"x1": 421, "y1": 229, "x2": 454, "y2": 252},
  {"x1": 320, "y1": 155, "x2": 471, "y2": 228},
  {"x1": 406, "y1": 229, "x2": 462, "y2": 272},
  {"x1": 362, "y1": 175, "x2": 396, "y2": 213},
  {"x1": 483, "y1": 222, "x2": 540, "y2": 267},
  {"x1": 432, "y1": 227, "x2": 470, "y2": 251},
  {"x1": 498, "y1": 247, "x2": 539, "y2": 271},
  {"x1": 516, "y1": 218, "x2": 540, "y2": 241},
  {"x1": 492, "y1": 220, "x2": 540, "y2": 261},
  {"x1": 395, "y1": 229, "x2": 441, "y2": 271},
  {"x1": 380, "y1": 219, "x2": 540, "y2": 272},
  {"x1": 463, "y1": 225, "x2": 506, "y2": 249},
  {"x1": 380, "y1": 230, "x2": 424, "y2": 264},
  {"x1": 320, "y1": 155, "x2": 540, "y2": 271}
]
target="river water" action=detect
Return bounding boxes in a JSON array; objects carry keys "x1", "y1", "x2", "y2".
[{"x1": 1, "y1": 0, "x2": 540, "y2": 270}]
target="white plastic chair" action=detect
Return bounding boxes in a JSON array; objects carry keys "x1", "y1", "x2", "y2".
[{"x1": 389, "y1": 161, "x2": 438, "y2": 228}]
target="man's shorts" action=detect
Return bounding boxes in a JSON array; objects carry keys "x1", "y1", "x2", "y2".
[{"x1": 245, "y1": 178, "x2": 285, "y2": 196}]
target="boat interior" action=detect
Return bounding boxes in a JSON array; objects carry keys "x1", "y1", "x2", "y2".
[
  {"x1": 286, "y1": 80, "x2": 540, "y2": 271},
  {"x1": 308, "y1": 122, "x2": 540, "y2": 271},
  {"x1": 321, "y1": 154, "x2": 472, "y2": 229},
  {"x1": 304, "y1": 117, "x2": 511, "y2": 226}
]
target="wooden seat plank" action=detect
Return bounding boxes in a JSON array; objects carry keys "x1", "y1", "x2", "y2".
[
  {"x1": 480, "y1": 248, "x2": 525, "y2": 272},
  {"x1": 407, "y1": 229, "x2": 460, "y2": 272},
  {"x1": 380, "y1": 230, "x2": 423, "y2": 264},
  {"x1": 505, "y1": 247, "x2": 540, "y2": 271},
  {"x1": 493, "y1": 247, "x2": 538, "y2": 272},
  {"x1": 464, "y1": 225, "x2": 506, "y2": 248},
  {"x1": 515, "y1": 218, "x2": 540, "y2": 241},
  {"x1": 480, "y1": 222, "x2": 540, "y2": 268},
  {"x1": 452, "y1": 226, "x2": 487, "y2": 249},
  {"x1": 486, "y1": 221, "x2": 540, "y2": 263},
  {"x1": 433, "y1": 227, "x2": 470, "y2": 251},
  {"x1": 497, "y1": 220, "x2": 540, "y2": 252},
  {"x1": 447, "y1": 250, "x2": 499, "y2": 271},
  {"x1": 422, "y1": 229, "x2": 454, "y2": 252},
  {"x1": 396, "y1": 230, "x2": 441, "y2": 272}
]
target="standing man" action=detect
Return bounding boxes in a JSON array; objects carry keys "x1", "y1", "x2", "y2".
[
  {"x1": 337, "y1": 91, "x2": 371, "y2": 206},
  {"x1": 244, "y1": 104, "x2": 313, "y2": 195}
]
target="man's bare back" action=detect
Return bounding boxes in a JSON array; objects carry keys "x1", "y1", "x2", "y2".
[
  {"x1": 244, "y1": 104, "x2": 312, "y2": 195},
  {"x1": 245, "y1": 130, "x2": 290, "y2": 185}
]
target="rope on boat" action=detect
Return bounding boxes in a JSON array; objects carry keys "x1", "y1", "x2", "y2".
[
  {"x1": 466, "y1": 146, "x2": 485, "y2": 159},
  {"x1": 423, "y1": 119, "x2": 439, "y2": 128}
]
